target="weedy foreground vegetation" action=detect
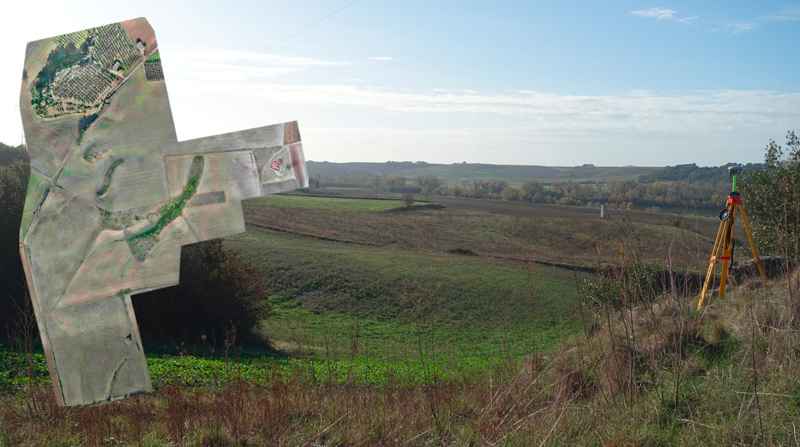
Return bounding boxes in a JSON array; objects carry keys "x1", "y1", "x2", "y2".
[{"x1": 3, "y1": 136, "x2": 800, "y2": 445}]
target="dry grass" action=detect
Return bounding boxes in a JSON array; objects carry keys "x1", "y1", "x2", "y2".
[{"x1": 4, "y1": 275, "x2": 800, "y2": 445}]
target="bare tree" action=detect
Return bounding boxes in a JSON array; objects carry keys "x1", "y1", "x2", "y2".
[{"x1": 402, "y1": 192, "x2": 415, "y2": 208}]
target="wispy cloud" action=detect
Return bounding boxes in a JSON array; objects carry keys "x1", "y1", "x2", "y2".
[
  {"x1": 368, "y1": 56, "x2": 394, "y2": 61},
  {"x1": 722, "y1": 21, "x2": 758, "y2": 34},
  {"x1": 186, "y1": 81, "x2": 800, "y2": 128},
  {"x1": 629, "y1": 6, "x2": 790, "y2": 33},
  {"x1": 170, "y1": 82, "x2": 800, "y2": 165},
  {"x1": 760, "y1": 8, "x2": 800, "y2": 21},
  {"x1": 163, "y1": 48, "x2": 349, "y2": 81},
  {"x1": 630, "y1": 7, "x2": 697, "y2": 25},
  {"x1": 714, "y1": 8, "x2": 800, "y2": 33},
  {"x1": 630, "y1": 7, "x2": 677, "y2": 20}
]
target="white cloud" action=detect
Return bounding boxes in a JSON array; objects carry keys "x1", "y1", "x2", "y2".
[
  {"x1": 186, "y1": 83, "x2": 800, "y2": 128},
  {"x1": 162, "y1": 81, "x2": 800, "y2": 165},
  {"x1": 162, "y1": 47, "x2": 349, "y2": 81},
  {"x1": 714, "y1": 8, "x2": 800, "y2": 34},
  {"x1": 630, "y1": 8, "x2": 698, "y2": 25},
  {"x1": 630, "y1": 8, "x2": 677, "y2": 20},
  {"x1": 299, "y1": 120, "x2": 778, "y2": 166},
  {"x1": 368, "y1": 56, "x2": 394, "y2": 61},
  {"x1": 722, "y1": 21, "x2": 758, "y2": 33}
]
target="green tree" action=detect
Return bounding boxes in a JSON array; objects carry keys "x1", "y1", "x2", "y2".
[
  {"x1": 0, "y1": 160, "x2": 31, "y2": 337},
  {"x1": 133, "y1": 239, "x2": 272, "y2": 346},
  {"x1": 0, "y1": 143, "x2": 27, "y2": 166},
  {"x1": 740, "y1": 131, "x2": 800, "y2": 261}
]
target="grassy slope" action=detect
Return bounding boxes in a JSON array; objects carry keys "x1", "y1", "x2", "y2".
[
  {"x1": 226, "y1": 227, "x2": 580, "y2": 359},
  {"x1": 5, "y1": 195, "x2": 794, "y2": 445},
  {"x1": 225, "y1": 194, "x2": 717, "y2": 371}
]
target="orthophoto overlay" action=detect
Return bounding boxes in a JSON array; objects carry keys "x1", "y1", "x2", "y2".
[{"x1": 19, "y1": 18, "x2": 308, "y2": 406}]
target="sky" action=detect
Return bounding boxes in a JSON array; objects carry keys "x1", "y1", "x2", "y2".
[{"x1": 1, "y1": 0, "x2": 799, "y2": 167}]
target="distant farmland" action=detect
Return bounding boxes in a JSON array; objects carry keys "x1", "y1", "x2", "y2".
[{"x1": 307, "y1": 161, "x2": 659, "y2": 186}]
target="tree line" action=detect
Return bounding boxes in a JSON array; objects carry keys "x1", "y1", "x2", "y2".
[{"x1": 312, "y1": 172, "x2": 737, "y2": 210}]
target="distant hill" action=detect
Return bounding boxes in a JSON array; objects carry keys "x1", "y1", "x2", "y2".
[{"x1": 307, "y1": 161, "x2": 659, "y2": 186}]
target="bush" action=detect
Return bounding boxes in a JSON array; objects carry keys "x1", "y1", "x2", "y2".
[
  {"x1": 740, "y1": 131, "x2": 800, "y2": 260},
  {"x1": 133, "y1": 239, "x2": 272, "y2": 347},
  {"x1": 402, "y1": 192, "x2": 414, "y2": 208},
  {"x1": 582, "y1": 256, "x2": 662, "y2": 310},
  {"x1": 0, "y1": 160, "x2": 31, "y2": 337}
]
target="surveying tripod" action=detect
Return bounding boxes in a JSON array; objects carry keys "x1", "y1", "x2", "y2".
[{"x1": 697, "y1": 166, "x2": 768, "y2": 310}]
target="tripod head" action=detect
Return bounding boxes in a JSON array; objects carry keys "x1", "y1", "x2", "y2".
[{"x1": 729, "y1": 165, "x2": 743, "y2": 193}]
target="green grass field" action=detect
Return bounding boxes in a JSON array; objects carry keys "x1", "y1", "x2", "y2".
[{"x1": 226, "y1": 227, "x2": 583, "y2": 360}]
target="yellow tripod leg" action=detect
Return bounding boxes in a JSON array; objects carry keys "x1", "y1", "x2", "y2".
[
  {"x1": 737, "y1": 204, "x2": 768, "y2": 290},
  {"x1": 719, "y1": 207, "x2": 735, "y2": 299},
  {"x1": 698, "y1": 217, "x2": 726, "y2": 310}
]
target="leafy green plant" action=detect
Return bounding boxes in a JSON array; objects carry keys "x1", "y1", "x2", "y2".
[
  {"x1": 582, "y1": 256, "x2": 662, "y2": 310},
  {"x1": 740, "y1": 131, "x2": 800, "y2": 261}
]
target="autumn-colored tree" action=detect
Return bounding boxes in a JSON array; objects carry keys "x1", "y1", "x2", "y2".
[
  {"x1": 500, "y1": 186, "x2": 518, "y2": 201},
  {"x1": 382, "y1": 175, "x2": 407, "y2": 187},
  {"x1": 518, "y1": 180, "x2": 543, "y2": 202},
  {"x1": 415, "y1": 175, "x2": 440, "y2": 200}
]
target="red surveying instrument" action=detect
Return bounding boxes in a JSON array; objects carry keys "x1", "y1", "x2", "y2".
[{"x1": 697, "y1": 166, "x2": 768, "y2": 310}]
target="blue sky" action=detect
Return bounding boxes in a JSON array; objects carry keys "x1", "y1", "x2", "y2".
[{"x1": 1, "y1": 0, "x2": 799, "y2": 166}]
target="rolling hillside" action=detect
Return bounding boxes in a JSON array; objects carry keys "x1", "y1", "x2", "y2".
[{"x1": 308, "y1": 161, "x2": 659, "y2": 185}]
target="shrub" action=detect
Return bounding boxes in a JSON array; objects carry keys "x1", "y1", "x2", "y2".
[
  {"x1": 582, "y1": 256, "x2": 662, "y2": 310},
  {"x1": 132, "y1": 239, "x2": 272, "y2": 347},
  {"x1": 740, "y1": 131, "x2": 800, "y2": 260}
]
